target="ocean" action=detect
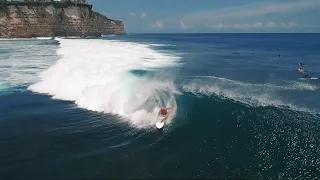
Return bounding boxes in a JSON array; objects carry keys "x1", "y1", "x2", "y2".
[{"x1": 1, "y1": 34, "x2": 320, "y2": 179}]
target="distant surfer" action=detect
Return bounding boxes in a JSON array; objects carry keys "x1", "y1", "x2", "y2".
[
  {"x1": 304, "y1": 73, "x2": 311, "y2": 79},
  {"x1": 298, "y1": 68, "x2": 304, "y2": 73},
  {"x1": 298, "y1": 63, "x2": 305, "y2": 66},
  {"x1": 158, "y1": 107, "x2": 173, "y2": 123}
]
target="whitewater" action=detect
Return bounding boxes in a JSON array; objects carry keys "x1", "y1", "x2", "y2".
[
  {"x1": 181, "y1": 75, "x2": 319, "y2": 113},
  {"x1": 26, "y1": 38, "x2": 319, "y2": 129},
  {"x1": 28, "y1": 38, "x2": 181, "y2": 128}
]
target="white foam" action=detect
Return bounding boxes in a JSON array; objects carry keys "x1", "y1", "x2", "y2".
[
  {"x1": 35, "y1": 37, "x2": 53, "y2": 40},
  {"x1": 29, "y1": 38, "x2": 181, "y2": 128},
  {"x1": 149, "y1": 44, "x2": 176, "y2": 47},
  {"x1": 181, "y1": 76, "x2": 319, "y2": 113},
  {"x1": 101, "y1": 34, "x2": 116, "y2": 37},
  {"x1": 186, "y1": 76, "x2": 318, "y2": 91},
  {"x1": 0, "y1": 40, "x2": 58, "y2": 91},
  {"x1": 0, "y1": 38, "x2": 33, "y2": 41}
]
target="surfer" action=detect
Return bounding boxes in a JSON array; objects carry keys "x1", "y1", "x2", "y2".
[
  {"x1": 304, "y1": 73, "x2": 311, "y2": 79},
  {"x1": 158, "y1": 107, "x2": 173, "y2": 123},
  {"x1": 298, "y1": 68, "x2": 304, "y2": 73},
  {"x1": 298, "y1": 63, "x2": 305, "y2": 66}
]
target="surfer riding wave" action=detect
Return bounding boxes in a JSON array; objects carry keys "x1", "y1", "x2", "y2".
[
  {"x1": 156, "y1": 106, "x2": 176, "y2": 129},
  {"x1": 158, "y1": 107, "x2": 174, "y2": 123},
  {"x1": 28, "y1": 38, "x2": 181, "y2": 129}
]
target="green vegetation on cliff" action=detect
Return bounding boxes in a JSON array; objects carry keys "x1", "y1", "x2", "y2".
[{"x1": 0, "y1": 1, "x2": 92, "y2": 10}]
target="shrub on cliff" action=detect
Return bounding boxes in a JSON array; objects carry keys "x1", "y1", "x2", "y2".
[{"x1": 0, "y1": 1, "x2": 91, "y2": 9}]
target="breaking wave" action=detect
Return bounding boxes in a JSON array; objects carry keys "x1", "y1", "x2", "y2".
[
  {"x1": 28, "y1": 38, "x2": 181, "y2": 128},
  {"x1": 27, "y1": 37, "x2": 319, "y2": 129}
]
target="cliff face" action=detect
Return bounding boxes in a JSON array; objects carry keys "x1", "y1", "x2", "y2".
[{"x1": 0, "y1": 4, "x2": 125, "y2": 38}]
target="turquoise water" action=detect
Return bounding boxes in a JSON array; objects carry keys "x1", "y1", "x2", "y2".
[{"x1": 1, "y1": 34, "x2": 320, "y2": 179}]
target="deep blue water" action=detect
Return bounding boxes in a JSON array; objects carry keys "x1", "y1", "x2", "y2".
[{"x1": 1, "y1": 34, "x2": 320, "y2": 179}]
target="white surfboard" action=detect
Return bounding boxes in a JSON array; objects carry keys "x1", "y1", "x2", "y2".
[
  {"x1": 299, "y1": 77, "x2": 318, "y2": 80},
  {"x1": 156, "y1": 122, "x2": 164, "y2": 129},
  {"x1": 155, "y1": 106, "x2": 177, "y2": 129},
  {"x1": 156, "y1": 114, "x2": 166, "y2": 129}
]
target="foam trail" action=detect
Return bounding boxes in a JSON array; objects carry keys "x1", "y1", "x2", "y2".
[
  {"x1": 29, "y1": 38, "x2": 181, "y2": 128},
  {"x1": 183, "y1": 76, "x2": 318, "y2": 91},
  {"x1": 181, "y1": 76, "x2": 319, "y2": 114}
]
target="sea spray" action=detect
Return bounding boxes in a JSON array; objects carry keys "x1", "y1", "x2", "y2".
[{"x1": 29, "y1": 38, "x2": 181, "y2": 128}]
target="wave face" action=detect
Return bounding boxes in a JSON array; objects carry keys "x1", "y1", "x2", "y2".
[{"x1": 28, "y1": 38, "x2": 181, "y2": 128}]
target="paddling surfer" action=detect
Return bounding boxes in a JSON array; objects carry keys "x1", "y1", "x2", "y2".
[
  {"x1": 298, "y1": 68, "x2": 304, "y2": 73},
  {"x1": 304, "y1": 73, "x2": 311, "y2": 79}
]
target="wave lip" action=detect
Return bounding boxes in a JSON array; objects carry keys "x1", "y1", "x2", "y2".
[{"x1": 29, "y1": 38, "x2": 181, "y2": 128}]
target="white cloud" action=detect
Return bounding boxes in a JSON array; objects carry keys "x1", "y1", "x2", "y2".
[
  {"x1": 281, "y1": 21, "x2": 298, "y2": 28},
  {"x1": 180, "y1": 21, "x2": 187, "y2": 30},
  {"x1": 288, "y1": 21, "x2": 298, "y2": 27},
  {"x1": 207, "y1": 21, "x2": 298, "y2": 29},
  {"x1": 208, "y1": 23, "x2": 221, "y2": 29},
  {"x1": 180, "y1": 21, "x2": 195, "y2": 30},
  {"x1": 251, "y1": 22, "x2": 263, "y2": 28},
  {"x1": 208, "y1": 22, "x2": 264, "y2": 29},
  {"x1": 180, "y1": 21, "x2": 194, "y2": 30},
  {"x1": 183, "y1": 0, "x2": 320, "y2": 21},
  {"x1": 129, "y1": 12, "x2": 146, "y2": 19},
  {"x1": 149, "y1": 0, "x2": 314, "y2": 32},
  {"x1": 140, "y1": 13, "x2": 146, "y2": 19},
  {"x1": 152, "y1": 21, "x2": 164, "y2": 29},
  {"x1": 207, "y1": 23, "x2": 225, "y2": 29},
  {"x1": 129, "y1": 13, "x2": 136, "y2": 17},
  {"x1": 265, "y1": 21, "x2": 276, "y2": 28}
]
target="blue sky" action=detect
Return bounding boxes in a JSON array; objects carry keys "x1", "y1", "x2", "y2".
[{"x1": 88, "y1": 0, "x2": 320, "y2": 33}]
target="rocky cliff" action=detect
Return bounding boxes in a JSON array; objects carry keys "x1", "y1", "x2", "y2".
[{"x1": 0, "y1": 2, "x2": 125, "y2": 38}]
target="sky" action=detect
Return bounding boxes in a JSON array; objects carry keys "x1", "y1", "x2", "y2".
[{"x1": 88, "y1": 0, "x2": 320, "y2": 33}]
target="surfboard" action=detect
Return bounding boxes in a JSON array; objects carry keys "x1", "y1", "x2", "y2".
[
  {"x1": 155, "y1": 107, "x2": 177, "y2": 129},
  {"x1": 299, "y1": 77, "x2": 318, "y2": 80},
  {"x1": 156, "y1": 114, "x2": 166, "y2": 129},
  {"x1": 156, "y1": 122, "x2": 164, "y2": 129}
]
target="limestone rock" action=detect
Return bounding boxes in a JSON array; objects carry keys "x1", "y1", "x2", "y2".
[{"x1": 0, "y1": 3, "x2": 125, "y2": 38}]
